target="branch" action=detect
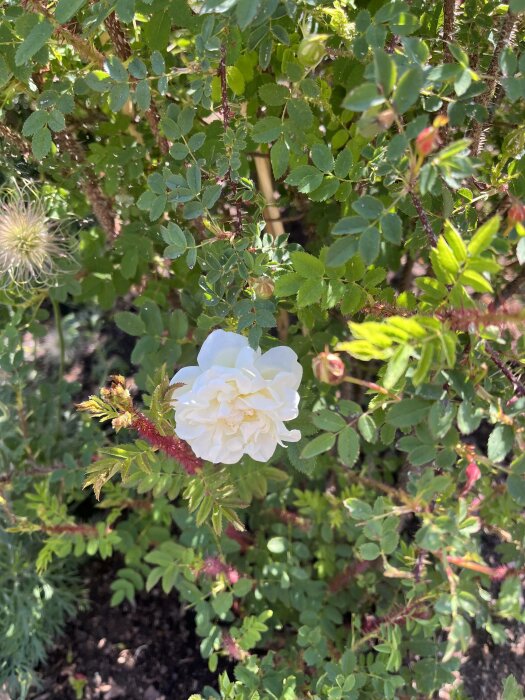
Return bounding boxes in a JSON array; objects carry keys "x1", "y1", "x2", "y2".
[
  {"x1": 54, "y1": 129, "x2": 120, "y2": 241},
  {"x1": 470, "y1": 9, "x2": 518, "y2": 156},
  {"x1": 493, "y1": 267, "x2": 525, "y2": 307},
  {"x1": 409, "y1": 190, "x2": 437, "y2": 246},
  {"x1": 218, "y1": 44, "x2": 243, "y2": 235},
  {"x1": 21, "y1": 0, "x2": 105, "y2": 66},
  {"x1": 485, "y1": 344, "x2": 525, "y2": 397},
  {"x1": 103, "y1": 11, "x2": 169, "y2": 155},
  {"x1": 442, "y1": 0, "x2": 459, "y2": 61},
  {"x1": 132, "y1": 412, "x2": 202, "y2": 475}
]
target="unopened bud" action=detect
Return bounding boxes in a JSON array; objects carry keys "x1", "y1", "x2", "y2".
[
  {"x1": 312, "y1": 351, "x2": 345, "y2": 385},
  {"x1": 376, "y1": 109, "x2": 395, "y2": 130},
  {"x1": 460, "y1": 461, "x2": 481, "y2": 496},
  {"x1": 507, "y1": 201, "x2": 525, "y2": 226},
  {"x1": 415, "y1": 127, "x2": 440, "y2": 157},
  {"x1": 297, "y1": 35, "x2": 329, "y2": 68},
  {"x1": 249, "y1": 275, "x2": 275, "y2": 299}
]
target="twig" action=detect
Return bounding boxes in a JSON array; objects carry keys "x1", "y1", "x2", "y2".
[
  {"x1": 132, "y1": 412, "x2": 202, "y2": 475},
  {"x1": 485, "y1": 344, "x2": 525, "y2": 397},
  {"x1": 54, "y1": 129, "x2": 120, "y2": 240},
  {"x1": 218, "y1": 44, "x2": 243, "y2": 235},
  {"x1": 409, "y1": 190, "x2": 437, "y2": 246},
  {"x1": 442, "y1": 0, "x2": 459, "y2": 61},
  {"x1": 21, "y1": 0, "x2": 105, "y2": 66},
  {"x1": 470, "y1": 9, "x2": 518, "y2": 155},
  {"x1": 103, "y1": 11, "x2": 169, "y2": 155},
  {"x1": 493, "y1": 267, "x2": 525, "y2": 307}
]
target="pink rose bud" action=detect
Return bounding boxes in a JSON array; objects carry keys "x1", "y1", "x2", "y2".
[
  {"x1": 312, "y1": 351, "x2": 345, "y2": 385},
  {"x1": 461, "y1": 461, "x2": 481, "y2": 496},
  {"x1": 507, "y1": 202, "x2": 525, "y2": 226},
  {"x1": 415, "y1": 127, "x2": 439, "y2": 157}
]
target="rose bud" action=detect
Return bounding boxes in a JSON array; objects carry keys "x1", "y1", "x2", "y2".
[
  {"x1": 507, "y1": 201, "x2": 525, "y2": 226},
  {"x1": 312, "y1": 351, "x2": 345, "y2": 385},
  {"x1": 460, "y1": 461, "x2": 481, "y2": 496},
  {"x1": 415, "y1": 127, "x2": 440, "y2": 157},
  {"x1": 297, "y1": 35, "x2": 329, "y2": 68},
  {"x1": 249, "y1": 275, "x2": 275, "y2": 299}
]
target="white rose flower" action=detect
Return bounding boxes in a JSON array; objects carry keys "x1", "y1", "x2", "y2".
[{"x1": 170, "y1": 330, "x2": 302, "y2": 464}]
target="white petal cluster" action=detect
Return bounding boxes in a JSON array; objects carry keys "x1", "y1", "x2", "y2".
[{"x1": 170, "y1": 330, "x2": 302, "y2": 464}]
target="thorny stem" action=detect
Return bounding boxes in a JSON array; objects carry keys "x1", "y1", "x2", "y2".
[
  {"x1": 470, "y1": 9, "x2": 518, "y2": 156},
  {"x1": 493, "y1": 267, "x2": 525, "y2": 308},
  {"x1": 218, "y1": 44, "x2": 243, "y2": 236},
  {"x1": 442, "y1": 0, "x2": 459, "y2": 62},
  {"x1": 132, "y1": 411, "x2": 202, "y2": 475},
  {"x1": 485, "y1": 344, "x2": 525, "y2": 397},
  {"x1": 409, "y1": 189, "x2": 437, "y2": 246},
  {"x1": 51, "y1": 296, "x2": 65, "y2": 379}
]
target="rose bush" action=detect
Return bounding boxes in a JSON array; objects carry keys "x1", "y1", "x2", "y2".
[{"x1": 1, "y1": 0, "x2": 525, "y2": 699}]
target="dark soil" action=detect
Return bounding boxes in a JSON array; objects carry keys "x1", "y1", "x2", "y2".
[
  {"x1": 460, "y1": 624, "x2": 525, "y2": 700},
  {"x1": 30, "y1": 558, "x2": 221, "y2": 700}
]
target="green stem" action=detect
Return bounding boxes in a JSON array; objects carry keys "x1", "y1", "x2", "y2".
[{"x1": 51, "y1": 296, "x2": 65, "y2": 378}]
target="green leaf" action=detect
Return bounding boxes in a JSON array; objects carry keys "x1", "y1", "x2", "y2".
[
  {"x1": 274, "y1": 273, "x2": 302, "y2": 297},
  {"x1": 507, "y1": 475, "x2": 525, "y2": 506},
  {"x1": 297, "y1": 278, "x2": 324, "y2": 307},
  {"x1": 15, "y1": 20, "x2": 54, "y2": 66},
  {"x1": 510, "y1": 0, "x2": 525, "y2": 11},
  {"x1": 352, "y1": 196, "x2": 383, "y2": 219},
  {"x1": 290, "y1": 251, "x2": 325, "y2": 277},
  {"x1": 408, "y1": 444, "x2": 437, "y2": 466},
  {"x1": 343, "y1": 83, "x2": 385, "y2": 111},
  {"x1": 32, "y1": 126, "x2": 52, "y2": 159},
  {"x1": 467, "y1": 215, "x2": 501, "y2": 255},
  {"x1": 334, "y1": 148, "x2": 353, "y2": 178},
  {"x1": 227, "y1": 66, "x2": 245, "y2": 95},
  {"x1": 267, "y1": 536, "x2": 287, "y2": 553},
  {"x1": 259, "y1": 83, "x2": 289, "y2": 106},
  {"x1": 487, "y1": 425, "x2": 514, "y2": 463},
  {"x1": 55, "y1": 0, "x2": 86, "y2": 22},
  {"x1": 344, "y1": 497, "x2": 372, "y2": 519},
  {"x1": 212, "y1": 592, "x2": 233, "y2": 616},
  {"x1": 333, "y1": 216, "x2": 367, "y2": 236},
  {"x1": 135, "y1": 79, "x2": 151, "y2": 110},
  {"x1": 271, "y1": 137, "x2": 289, "y2": 179},
  {"x1": 23, "y1": 111, "x2": 48, "y2": 137},
  {"x1": 383, "y1": 345, "x2": 412, "y2": 389},
  {"x1": 326, "y1": 237, "x2": 358, "y2": 267},
  {"x1": 386, "y1": 399, "x2": 430, "y2": 428},
  {"x1": 357, "y1": 414, "x2": 377, "y2": 442},
  {"x1": 338, "y1": 426, "x2": 360, "y2": 467},
  {"x1": 311, "y1": 144, "x2": 334, "y2": 173},
  {"x1": 109, "y1": 83, "x2": 130, "y2": 111},
  {"x1": 114, "y1": 311, "x2": 146, "y2": 336},
  {"x1": 236, "y1": 0, "x2": 261, "y2": 28},
  {"x1": 300, "y1": 433, "x2": 336, "y2": 459},
  {"x1": 287, "y1": 98, "x2": 314, "y2": 129},
  {"x1": 47, "y1": 109, "x2": 66, "y2": 132},
  {"x1": 393, "y1": 67, "x2": 424, "y2": 113},
  {"x1": 381, "y1": 213, "x2": 402, "y2": 244},
  {"x1": 428, "y1": 400, "x2": 455, "y2": 439},
  {"x1": 374, "y1": 49, "x2": 396, "y2": 95},
  {"x1": 359, "y1": 543, "x2": 381, "y2": 560},
  {"x1": 252, "y1": 116, "x2": 283, "y2": 143},
  {"x1": 359, "y1": 228, "x2": 381, "y2": 265},
  {"x1": 313, "y1": 410, "x2": 347, "y2": 432}
]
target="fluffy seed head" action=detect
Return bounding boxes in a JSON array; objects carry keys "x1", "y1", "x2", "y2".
[{"x1": 0, "y1": 185, "x2": 69, "y2": 289}]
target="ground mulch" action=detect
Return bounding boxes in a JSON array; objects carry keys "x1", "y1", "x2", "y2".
[{"x1": 30, "y1": 559, "x2": 221, "y2": 700}]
